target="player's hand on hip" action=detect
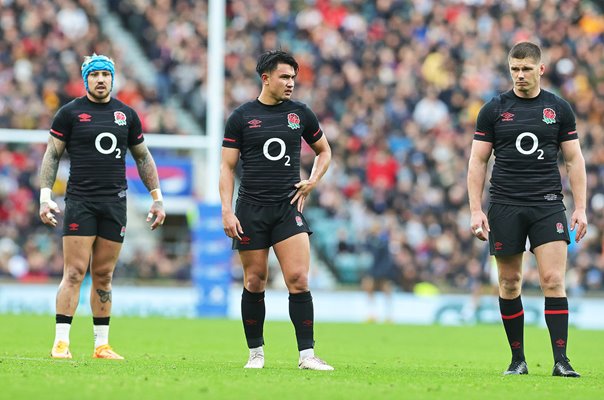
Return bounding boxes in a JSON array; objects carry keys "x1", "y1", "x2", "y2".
[
  {"x1": 470, "y1": 210, "x2": 490, "y2": 241},
  {"x1": 147, "y1": 201, "x2": 166, "y2": 230},
  {"x1": 222, "y1": 211, "x2": 243, "y2": 240},
  {"x1": 39, "y1": 200, "x2": 60, "y2": 227},
  {"x1": 291, "y1": 179, "x2": 316, "y2": 213},
  {"x1": 570, "y1": 209, "x2": 588, "y2": 243}
]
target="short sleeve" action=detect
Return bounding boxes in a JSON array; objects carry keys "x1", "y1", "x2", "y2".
[
  {"x1": 302, "y1": 105, "x2": 323, "y2": 145},
  {"x1": 223, "y1": 110, "x2": 244, "y2": 149},
  {"x1": 473, "y1": 100, "x2": 496, "y2": 143},
  {"x1": 558, "y1": 99, "x2": 578, "y2": 143},
  {"x1": 128, "y1": 109, "x2": 144, "y2": 146},
  {"x1": 50, "y1": 107, "x2": 72, "y2": 142}
]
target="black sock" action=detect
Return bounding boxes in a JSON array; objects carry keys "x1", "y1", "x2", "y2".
[
  {"x1": 241, "y1": 288, "x2": 265, "y2": 348},
  {"x1": 289, "y1": 291, "x2": 314, "y2": 351},
  {"x1": 56, "y1": 314, "x2": 73, "y2": 324},
  {"x1": 544, "y1": 297, "x2": 569, "y2": 363},
  {"x1": 93, "y1": 317, "x2": 110, "y2": 325},
  {"x1": 499, "y1": 296, "x2": 525, "y2": 361}
]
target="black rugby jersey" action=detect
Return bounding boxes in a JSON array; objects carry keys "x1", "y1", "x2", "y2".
[
  {"x1": 222, "y1": 99, "x2": 323, "y2": 204},
  {"x1": 50, "y1": 96, "x2": 144, "y2": 201},
  {"x1": 474, "y1": 89, "x2": 578, "y2": 205}
]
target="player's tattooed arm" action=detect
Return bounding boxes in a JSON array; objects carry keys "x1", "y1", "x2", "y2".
[
  {"x1": 39, "y1": 136, "x2": 66, "y2": 188},
  {"x1": 130, "y1": 142, "x2": 161, "y2": 193}
]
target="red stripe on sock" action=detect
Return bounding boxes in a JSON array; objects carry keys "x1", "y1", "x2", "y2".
[
  {"x1": 501, "y1": 310, "x2": 524, "y2": 320},
  {"x1": 544, "y1": 310, "x2": 569, "y2": 315}
]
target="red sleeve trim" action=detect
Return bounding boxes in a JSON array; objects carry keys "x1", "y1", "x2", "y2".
[
  {"x1": 567, "y1": 130, "x2": 577, "y2": 135},
  {"x1": 50, "y1": 129, "x2": 64, "y2": 137},
  {"x1": 313, "y1": 128, "x2": 321, "y2": 137},
  {"x1": 474, "y1": 131, "x2": 486, "y2": 136},
  {"x1": 223, "y1": 138, "x2": 236, "y2": 143}
]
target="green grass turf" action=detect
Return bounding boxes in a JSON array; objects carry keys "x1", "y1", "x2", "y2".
[{"x1": 0, "y1": 314, "x2": 602, "y2": 400}]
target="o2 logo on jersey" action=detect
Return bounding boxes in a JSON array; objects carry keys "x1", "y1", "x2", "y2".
[
  {"x1": 114, "y1": 111, "x2": 127, "y2": 126},
  {"x1": 263, "y1": 138, "x2": 291, "y2": 166},
  {"x1": 95, "y1": 132, "x2": 122, "y2": 158},
  {"x1": 515, "y1": 132, "x2": 544, "y2": 160}
]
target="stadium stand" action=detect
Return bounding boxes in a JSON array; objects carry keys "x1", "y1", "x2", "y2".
[{"x1": 1, "y1": 0, "x2": 603, "y2": 294}]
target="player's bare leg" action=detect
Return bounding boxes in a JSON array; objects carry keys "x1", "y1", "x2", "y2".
[
  {"x1": 534, "y1": 241, "x2": 580, "y2": 377},
  {"x1": 89, "y1": 237, "x2": 124, "y2": 359},
  {"x1": 496, "y1": 253, "x2": 528, "y2": 375},
  {"x1": 51, "y1": 235, "x2": 95, "y2": 359},
  {"x1": 274, "y1": 233, "x2": 333, "y2": 371},
  {"x1": 239, "y1": 249, "x2": 269, "y2": 368}
]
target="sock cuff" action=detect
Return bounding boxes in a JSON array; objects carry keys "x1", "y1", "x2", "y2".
[
  {"x1": 545, "y1": 296, "x2": 568, "y2": 310},
  {"x1": 499, "y1": 295, "x2": 523, "y2": 316},
  {"x1": 289, "y1": 291, "x2": 312, "y2": 303},
  {"x1": 93, "y1": 316, "x2": 111, "y2": 326},
  {"x1": 56, "y1": 314, "x2": 73, "y2": 324},
  {"x1": 242, "y1": 287, "x2": 265, "y2": 302}
]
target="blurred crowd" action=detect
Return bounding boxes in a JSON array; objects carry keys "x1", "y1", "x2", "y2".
[{"x1": 2, "y1": 0, "x2": 604, "y2": 294}]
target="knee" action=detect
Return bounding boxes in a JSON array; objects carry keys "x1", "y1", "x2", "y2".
[
  {"x1": 91, "y1": 267, "x2": 114, "y2": 287},
  {"x1": 540, "y1": 272, "x2": 564, "y2": 293},
  {"x1": 499, "y1": 273, "x2": 522, "y2": 296},
  {"x1": 63, "y1": 266, "x2": 86, "y2": 286},
  {"x1": 285, "y1": 270, "x2": 309, "y2": 292},
  {"x1": 245, "y1": 272, "x2": 268, "y2": 292}
]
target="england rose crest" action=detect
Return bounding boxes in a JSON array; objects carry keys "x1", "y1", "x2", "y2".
[
  {"x1": 114, "y1": 111, "x2": 127, "y2": 126},
  {"x1": 542, "y1": 108, "x2": 556, "y2": 124},
  {"x1": 287, "y1": 113, "x2": 300, "y2": 129},
  {"x1": 295, "y1": 216, "x2": 304, "y2": 227}
]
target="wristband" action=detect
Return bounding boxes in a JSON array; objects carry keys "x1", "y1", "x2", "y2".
[
  {"x1": 40, "y1": 188, "x2": 53, "y2": 204},
  {"x1": 150, "y1": 188, "x2": 163, "y2": 202}
]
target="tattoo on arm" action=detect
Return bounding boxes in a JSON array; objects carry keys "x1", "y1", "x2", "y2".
[
  {"x1": 40, "y1": 139, "x2": 64, "y2": 188},
  {"x1": 132, "y1": 144, "x2": 160, "y2": 191},
  {"x1": 96, "y1": 289, "x2": 112, "y2": 303}
]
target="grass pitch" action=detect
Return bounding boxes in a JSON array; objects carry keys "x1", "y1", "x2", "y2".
[{"x1": 0, "y1": 314, "x2": 602, "y2": 400}]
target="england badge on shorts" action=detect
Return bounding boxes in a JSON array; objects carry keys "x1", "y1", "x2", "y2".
[
  {"x1": 114, "y1": 111, "x2": 127, "y2": 126},
  {"x1": 556, "y1": 222, "x2": 564, "y2": 234},
  {"x1": 120, "y1": 226, "x2": 126, "y2": 237},
  {"x1": 295, "y1": 216, "x2": 304, "y2": 227}
]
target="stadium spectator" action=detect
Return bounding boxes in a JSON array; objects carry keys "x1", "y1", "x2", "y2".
[{"x1": 2, "y1": 0, "x2": 604, "y2": 298}]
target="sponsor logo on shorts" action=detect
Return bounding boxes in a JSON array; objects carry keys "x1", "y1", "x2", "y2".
[
  {"x1": 556, "y1": 222, "x2": 564, "y2": 234},
  {"x1": 114, "y1": 111, "x2": 127, "y2": 126},
  {"x1": 68, "y1": 223, "x2": 79, "y2": 231},
  {"x1": 240, "y1": 236, "x2": 251, "y2": 245},
  {"x1": 494, "y1": 241, "x2": 503, "y2": 251},
  {"x1": 120, "y1": 226, "x2": 126, "y2": 237},
  {"x1": 295, "y1": 216, "x2": 304, "y2": 227}
]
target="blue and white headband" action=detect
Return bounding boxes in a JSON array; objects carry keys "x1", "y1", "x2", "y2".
[{"x1": 81, "y1": 54, "x2": 115, "y2": 92}]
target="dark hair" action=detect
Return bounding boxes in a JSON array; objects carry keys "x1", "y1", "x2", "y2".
[
  {"x1": 508, "y1": 42, "x2": 541, "y2": 62},
  {"x1": 255, "y1": 50, "x2": 299, "y2": 77}
]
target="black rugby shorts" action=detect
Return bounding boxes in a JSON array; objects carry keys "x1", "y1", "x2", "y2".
[
  {"x1": 63, "y1": 198, "x2": 127, "y2": 243},
  {"x1": 487, "y1": 203, "x2": 570, "y2": 256},
  {"x1": 233, "y1": 200, "x2": 312, "y2": 250}
]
